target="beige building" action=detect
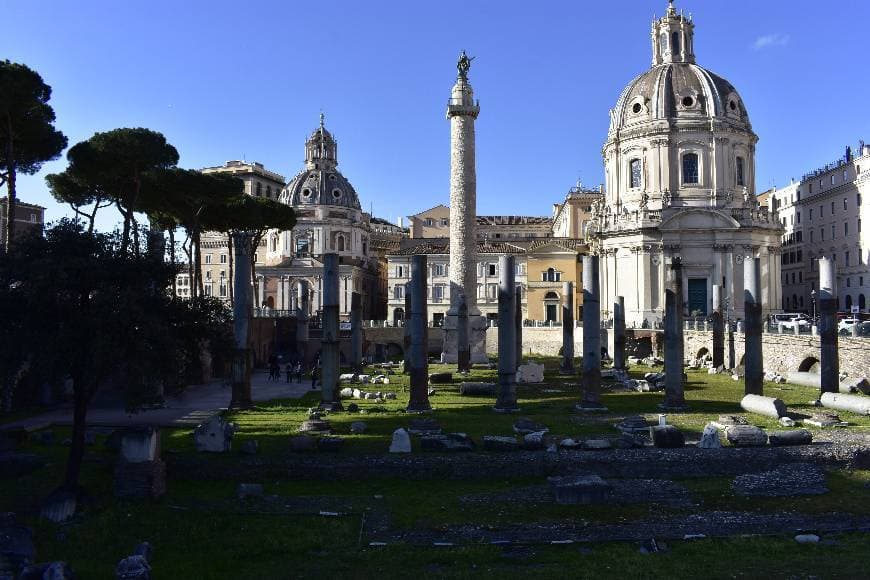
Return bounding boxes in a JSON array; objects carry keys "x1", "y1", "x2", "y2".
[
  {"x1": 551, "y1": 183, "x2": 604, "y2": 240},
  {"x1": 769, "y1": 142, "x2": 870, "y2": 314},
  {"x1": 408, "y1": 204, "x2": 553, "y2": 241}
]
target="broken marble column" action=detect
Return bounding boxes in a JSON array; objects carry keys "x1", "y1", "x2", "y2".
[
  {"x1": 711, "y1": 284, "x2": 724, "y2": 369},
  {"x1": 662, "y1": 257, "x2": 687, "y2": 410},
  {"x1": 727, "y1": 322, "x2": 736, "y2": 369},
  {"x1": 402, "y1": 285, "x2": 411, "y2": 373},
  {"x1": 230, "y1": 231, "x2": 253, "y2": 409},
  {"x1": 350, "y1": 292, "x2": 362, "y2": 373},
  {"x1": 113, "y1": 427, "x2": 165, "y2": 499},
  {"x1": 560, "y1": 281, "x2": 575, "y2": 374},
  {"x1": 456, "y1": 292, "x2": 471, "y2": 373},
  {"x1": 320, "y1": 253, "x2": 342, "y2": 410},
  {"x1": 743, "y1": 256, "x2": 763, "y2": 396},
  {"x1": 740, "y1": 394, "x2": 787, "y2": 418},
  {"x1": 818, "y1": 257, "x2": 839, "y2": 395},
  {"x1": 820, "y1": 392, "x2": 870, "y2": 415},
  {"x1": 515, "y1": 289, "x2": 523, "y2": 368},
  {"x1": 578, "y1": 255, "x2": 606, "y2": 410},
  {"x1": 495, "y1": 254, "x2": 518, "y2": 412},
  {"x1": 613, "y1": 295, "x2": 626, "y2": 372},
  {"x1": 407, "y1": 256, "x2": 431, "y2": 412}
]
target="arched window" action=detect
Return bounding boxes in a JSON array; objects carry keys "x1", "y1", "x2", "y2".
[
  {"x1": 736, "y1": 157, "x2": 745, "y2": 186},
  {"x1": 629, "y1": 158, "x2": 642, "y2": 189},
  {"x1": 266, "y1": 185, "x2": 272, "y2": 198},
  {"x1": 672, "y1": 31, "x2": 681, "y2": 55},
  {"x1": 860, "y1": 294, "x2": 866, "y2": 310},
  {"x1": 336, "y1": 235, "x2": 345, "y2": 252},
  {"x1": 682, "y1": 152, "x2": 699, "y2": 185},
  {"x1": 660, "y1": 33, "x2": 668, "y2": 54},
  {"x1": 846, "y1": 295, "x2": 853, "y2": 309}
]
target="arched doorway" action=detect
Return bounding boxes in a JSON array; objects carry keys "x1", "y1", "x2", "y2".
[
  {"x1": 393, "y1": 308, "x2": 405, "y2": 326},
  {"x1": 266, "y1": 296, "x2": 275, "y2": 309},
  {"x1": 696, "y1": 347, "x2": 710, "y2": 360},
  {"x1": 544, "y1": 291, "x2": 559, "y2": 323},
  {"x1": 798, "y1": 356, "x2": 820, "y2": 373},
  {"x1": 860, "y1": 294, "x2": 867, "y2": 310}
]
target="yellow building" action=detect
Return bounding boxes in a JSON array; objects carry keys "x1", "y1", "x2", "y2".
[{"x1": 524, "y1": 239, "x2": 586, "y2": 322}]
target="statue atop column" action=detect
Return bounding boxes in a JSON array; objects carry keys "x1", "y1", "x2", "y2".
[{"x1": 457, "y1": 50, "x2": 475, "y2": 80}]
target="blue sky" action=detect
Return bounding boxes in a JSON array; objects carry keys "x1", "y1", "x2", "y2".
[{"x1": 3, "y1": 0, "x2": 869, "y2": 230}]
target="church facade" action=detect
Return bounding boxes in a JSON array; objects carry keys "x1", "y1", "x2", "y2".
[{"x1": 590, "y1": 2, "x2": 783, "y2": 327}]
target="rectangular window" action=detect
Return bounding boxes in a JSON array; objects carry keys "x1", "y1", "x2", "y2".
[
  {"x1": 219, "y1": 284, "x2": 227, "y2": 297},
  {"x1": 205, "y1": 254, "x2": 212, "y2": 264},
  {"x1": 487, "y1": 284, "x2": 497, "y2": 300},
  {"x1": 393, "y1": 285, "x2": 404, "y2": 300},
  {"x1": 682, "y1": 153, "x2": 699, "y2": 185},
  {"x1": 831, "y1": 201, "x2": 835, "y2": 214},
  {"x1": 845, "y1": 222, "x2": 849, "y2": 236},
  {"x1": 396, "y1": 266, "x2": 405, "y2": 278},
  {"x1": 810, "y1": 231, "x2": 814, "y2": 242},
  {"x1": 206, "y1": 271, "x2": 211, "y2": 280},
  {"x1": 736, "y1": 156, "x2": 745, "y2": 186},
  {"x1": 832, "y1": 225, "x2": 836, "y2": 239},
  {"x1": 433, "y1": 285, "x2": 444, "y2": 302},
  {"x1": 799, "y1": 271, "x2": 802, "y2": 283},
  {"x1": 630, "y1": 158, "x2": 642, "y2": 188},
  {"x1": 204, "y1": 285, "x2": 212, "y2": 297},
  {"x1": 440, "y1": 218, "x2": 448, "y2": 226},
  {"x1": 821, "y1": 228, "x2": 824, "y2": 241},
  {"x1": 844, "y1": 198, "x2": 848, "y2": 210},
  {"x1": 820, "y1": 205, "x2": 823, "y2": 217},
  {"x1": 846, "y1": 251, "x2": 850, "y2": 266},
  {"x1": 220, "y1": 254, "x2": 227, "y2": 264},
  {"x1": 796, "y1": 212, "x2": 801, "y2": 224},
  {"x1": 488, "y1": 263, "x2": 497, "y2": 277},
  {"x1": 220, "y1": 269, "x2": 226, "y2": 278},
  {"x1": 809, "y1": 209, "x2": 813, "y2": 221},
  {"x1": 844, "y1": 170, "x2": 848, "y2": 181}
]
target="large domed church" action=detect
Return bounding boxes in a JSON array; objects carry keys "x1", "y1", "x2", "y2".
[{"x1": 591, "y1": 1, "x2": 782, "y2": 326}]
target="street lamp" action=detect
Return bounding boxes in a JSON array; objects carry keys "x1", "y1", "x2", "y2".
[{"x1": 810, "y1": 290, "x2": 817, "y2": 322}]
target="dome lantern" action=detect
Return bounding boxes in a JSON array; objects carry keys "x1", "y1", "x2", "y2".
[
  {"x1": 304, "y1": 113, "x2": 338, "y2": 171},
  {"x1": 651, "y1": 1, "x2": 695, "y2": 66}
]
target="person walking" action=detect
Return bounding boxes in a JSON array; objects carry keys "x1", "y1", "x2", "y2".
[
  {"x1": 310, "y1": 365, "x2": 319, "y2": 390},
  {"x1": 294, "y1": 361, "x2": 303, "y2": 383},
  {"x1": 285, "y1": 362, "x2": 293, "y2": 384}
]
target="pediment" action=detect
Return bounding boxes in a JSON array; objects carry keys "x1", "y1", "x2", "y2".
[{"x1": 659, "y1": 209, "x2": 740, "y2": 232}]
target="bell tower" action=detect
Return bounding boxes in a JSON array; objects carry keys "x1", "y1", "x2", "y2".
[
  {"x1": 304, "y1": 113, "x2": 338, "y2": 171},
  {"x1": 651, "y1": 1, "x2": 696, "y2": 66}
]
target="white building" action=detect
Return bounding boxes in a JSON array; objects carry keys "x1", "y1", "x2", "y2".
[{"x1": 591, "y1": 2, "x2": 782, "y2": 326}]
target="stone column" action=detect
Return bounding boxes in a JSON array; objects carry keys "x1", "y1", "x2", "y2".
[
  {"x1": 743, "y1": 256, "x2": 763, "y2": 396},
  {"x1": 819, "y1": 257, "x2": 839, "y2": 395},
  {"x1": 613, "y1": 296, "x2": 626, "y2": 372},
  {"x1": 662, "y1": 257, "x2": 688, "y2": 410},
  {"x1": 230, "y1": 231, "x2": 253, "y2": 409},
  {"x1": 402, "y1": 284, "x2": 411, "y2": 373},
  {"x1": 515, "y1": 287, "x2": 523, "y2": 367},
  {"x1": 320, "y1": 253, "x2": 342, "y2": 410},
  {"x1": 495, "y1": 255, "x2": 518, "y2": 411},
  {"x1": 712, "y1": 284, "x2": 724, "y2": 369},
  {"x1": 442, "y1": 55, "x2": 486, "y2": 364},
  {"x1": 350, "y1": 292, "x2": 363, "y2": 373},
  {"x1": 560, "y1": 281, "x2": 575, "y2": 374},
  {"x1": 257, "y1": 275, "x2": 266, "y2": 309},
  {"x1": 457, "y1": 294, "x2": 470, "y2": 372},
  {"x1": 407, "y1": 256, "x2": 431, "y2": 412},
  {"x1": 578, "y1": 255, "x2": 606, "y2": 411}
]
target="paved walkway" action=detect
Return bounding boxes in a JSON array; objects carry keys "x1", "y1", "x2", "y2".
[{"x1": 1, "y1": 372, "x2": 315, "y2": 431}]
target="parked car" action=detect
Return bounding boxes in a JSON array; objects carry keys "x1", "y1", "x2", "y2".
[
  {"x1": 838, "y1": 318, "x2": 862, "y2": 333},
  {"x1": 772, "y1": 313, "x2": 810, "y2": 330}
]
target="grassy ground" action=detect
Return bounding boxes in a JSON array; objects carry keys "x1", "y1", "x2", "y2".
[{"x1": 3, "y1": 358, "x2": 870, "y2": 578}]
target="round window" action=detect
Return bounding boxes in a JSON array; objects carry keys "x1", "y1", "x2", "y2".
[
  {"x1": 302, "y1": 189, "x2": 311, "y2": 197},
  {"x1": 682, "y1": 96, "x2": 694, "y2": 108},
  {"x1": 329, "y1": 174, "x2": 336, "y2": 180},
  {"x1": 632, "y1": 103, "x2": 642, "y2": 114},
  {"x1": 332, "y1": 189, "x2": 342, "y2": 199},
  {"x1": 729, "y1": 100, "x2": 737, "y2": 111}
]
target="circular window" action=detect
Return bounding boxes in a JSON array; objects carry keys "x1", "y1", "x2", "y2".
[
  {"x1": 729, "y1": 100, "x2": 737, "y2": 111},
  {"x1": 632, "y1": 103, "x2": 642, "y2": 114},
  {"x1": 332, "y1": 189, "x2": 342, "y2": 199},
  {"x1": 329, "y1": 174, "x2": 336, "y2": 180},
  {"x1": 309, "y1": 174, "x2": 316, "y2": 180},
  {"x1": 302, "y1": 189, "x2": 311, "y2": 197},
  {"x1": 682, "y1": 96, "x2": 694, "y2": 108}
]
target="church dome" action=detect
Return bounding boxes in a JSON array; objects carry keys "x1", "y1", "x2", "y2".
[
  {"x1": 280, "y1": 115, "x2": 362, "y2": 210},
  {"x1": 608, "y1": 1, "x2": 752, "y2": 139}
]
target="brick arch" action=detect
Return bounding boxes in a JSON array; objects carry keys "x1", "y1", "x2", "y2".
[{"x1": 696, "y1": 347, "x2": 710, "y2": 360}]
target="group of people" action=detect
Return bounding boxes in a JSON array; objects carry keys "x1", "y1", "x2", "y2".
[{"x1": 266, "y1": 355, "x2": 320, "y2": 388}]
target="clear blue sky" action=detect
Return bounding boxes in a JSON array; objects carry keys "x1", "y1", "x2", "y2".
[{"x1": 3, "y1": 0, "x2": 869, "y2": 230}]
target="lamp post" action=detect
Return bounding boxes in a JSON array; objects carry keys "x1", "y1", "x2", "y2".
[{"x1": 810, "y1": 290, "x2": 817, "y2": 322}]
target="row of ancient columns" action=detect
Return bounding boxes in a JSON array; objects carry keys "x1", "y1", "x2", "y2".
[{"x1": 257, "y1": 274, "x2": 360, "y2": 316}]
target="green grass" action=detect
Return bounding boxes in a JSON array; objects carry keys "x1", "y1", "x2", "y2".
[{"x1": 4, "y1": 361, "x2": 870, "y2": 578}]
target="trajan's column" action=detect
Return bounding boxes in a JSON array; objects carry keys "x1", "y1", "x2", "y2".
[{"x1": 443, "y1": 51, "x2": 487, "y2": 364}]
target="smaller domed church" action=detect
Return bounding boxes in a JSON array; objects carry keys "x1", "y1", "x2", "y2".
[{"x1": 591, "y1": 1, "x2": 783, "y2": 327}]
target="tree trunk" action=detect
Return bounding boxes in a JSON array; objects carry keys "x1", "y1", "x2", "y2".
[
  {"x1": 169, "y1": 227, "x2": 177, "y2": 297},
  {"x1": 193, "y1": 229, "x2": 204, "y2": 298},
  {"x1": 182, "y1": 232, "x2": 194, "y2": 298},
  {"x1": 118, "y1": 202, "x2": 131, "y2": 254},
  {"x1": 3, "y1": 116, "x2": 17, "y2": 253},
  {"x1": 63, "y1": 377, "x2": 90, "y2": 491},
  {"x1": 147, "y1": 216, "x2": 165, "y2": 262},
  {"x1": 227, "y1": 233, "x2": 234, "y2": 306}
]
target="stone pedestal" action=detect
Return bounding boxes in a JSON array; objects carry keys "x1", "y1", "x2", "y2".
[
  {"x1": 743, "y1": 257, "x2": 763, "y2": 396},
  {"x1": 320, "y1": 253, "x2": 343, "y2": 410},
  {"x1": 560, "y1": 281, "x2": 575, "y2": 374},
  {"x1": 515, "y1": 291, "x2": 523, "y2": 367},
  {"x1": 578, "y1": 256, "x2": 606, "y2": 410},
  {"x1": 495, "y1": 255, "x2": 518, "y2": 412},
  {"x1": 441, "y1": 312, "x2": 488, "y2": 364},
  {"x1": 818, "y1": 257, "x2": 839, "y2": 395},
  {"x1": 113, "y1": 427, "x2": 166, "y2": 499},
  {"x1": 406, "y1": 256, "x2": 431, "y2": 412}
]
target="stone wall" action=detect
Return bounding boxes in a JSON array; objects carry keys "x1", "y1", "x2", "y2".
[{"x1": 682, "y1": 330, "x2": 870, "y2": 379}]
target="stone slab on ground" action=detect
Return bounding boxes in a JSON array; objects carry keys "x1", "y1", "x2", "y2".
[
  {"x1": 482, "y1": 436, "x2": 520, "y2": 452},
  {"x1": 725, "y1": 425, "x2": 768, "y2": 447},
  {"x1": 516, "y1": 363, "x2": 544, "y2": 384},
  {"x1": 548, "y1": 475, "x2": 610, "y2": 505},
  {"x1": 512, "y1": 418, "x2": 548, "y2": 435},
  {"x1": 732, "y1": 464, "x2": 828, "y2": 497},
  {"x1": 420, "y1": 433, "x2": 475, "y2": 452},
  {"x1": 459, "y1": 383, "x2": 496, "y2": 396},
  {"x1": 389, "y1": 429, "x2": 411, "y2": 453}
]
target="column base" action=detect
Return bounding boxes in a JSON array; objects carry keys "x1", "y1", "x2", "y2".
[
  {"x1": 441, "y1": 314, "x2": 488, "y2": 364},
  {"x1": 406, "y1": 402, "x2": 432, "y2": 413}
]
